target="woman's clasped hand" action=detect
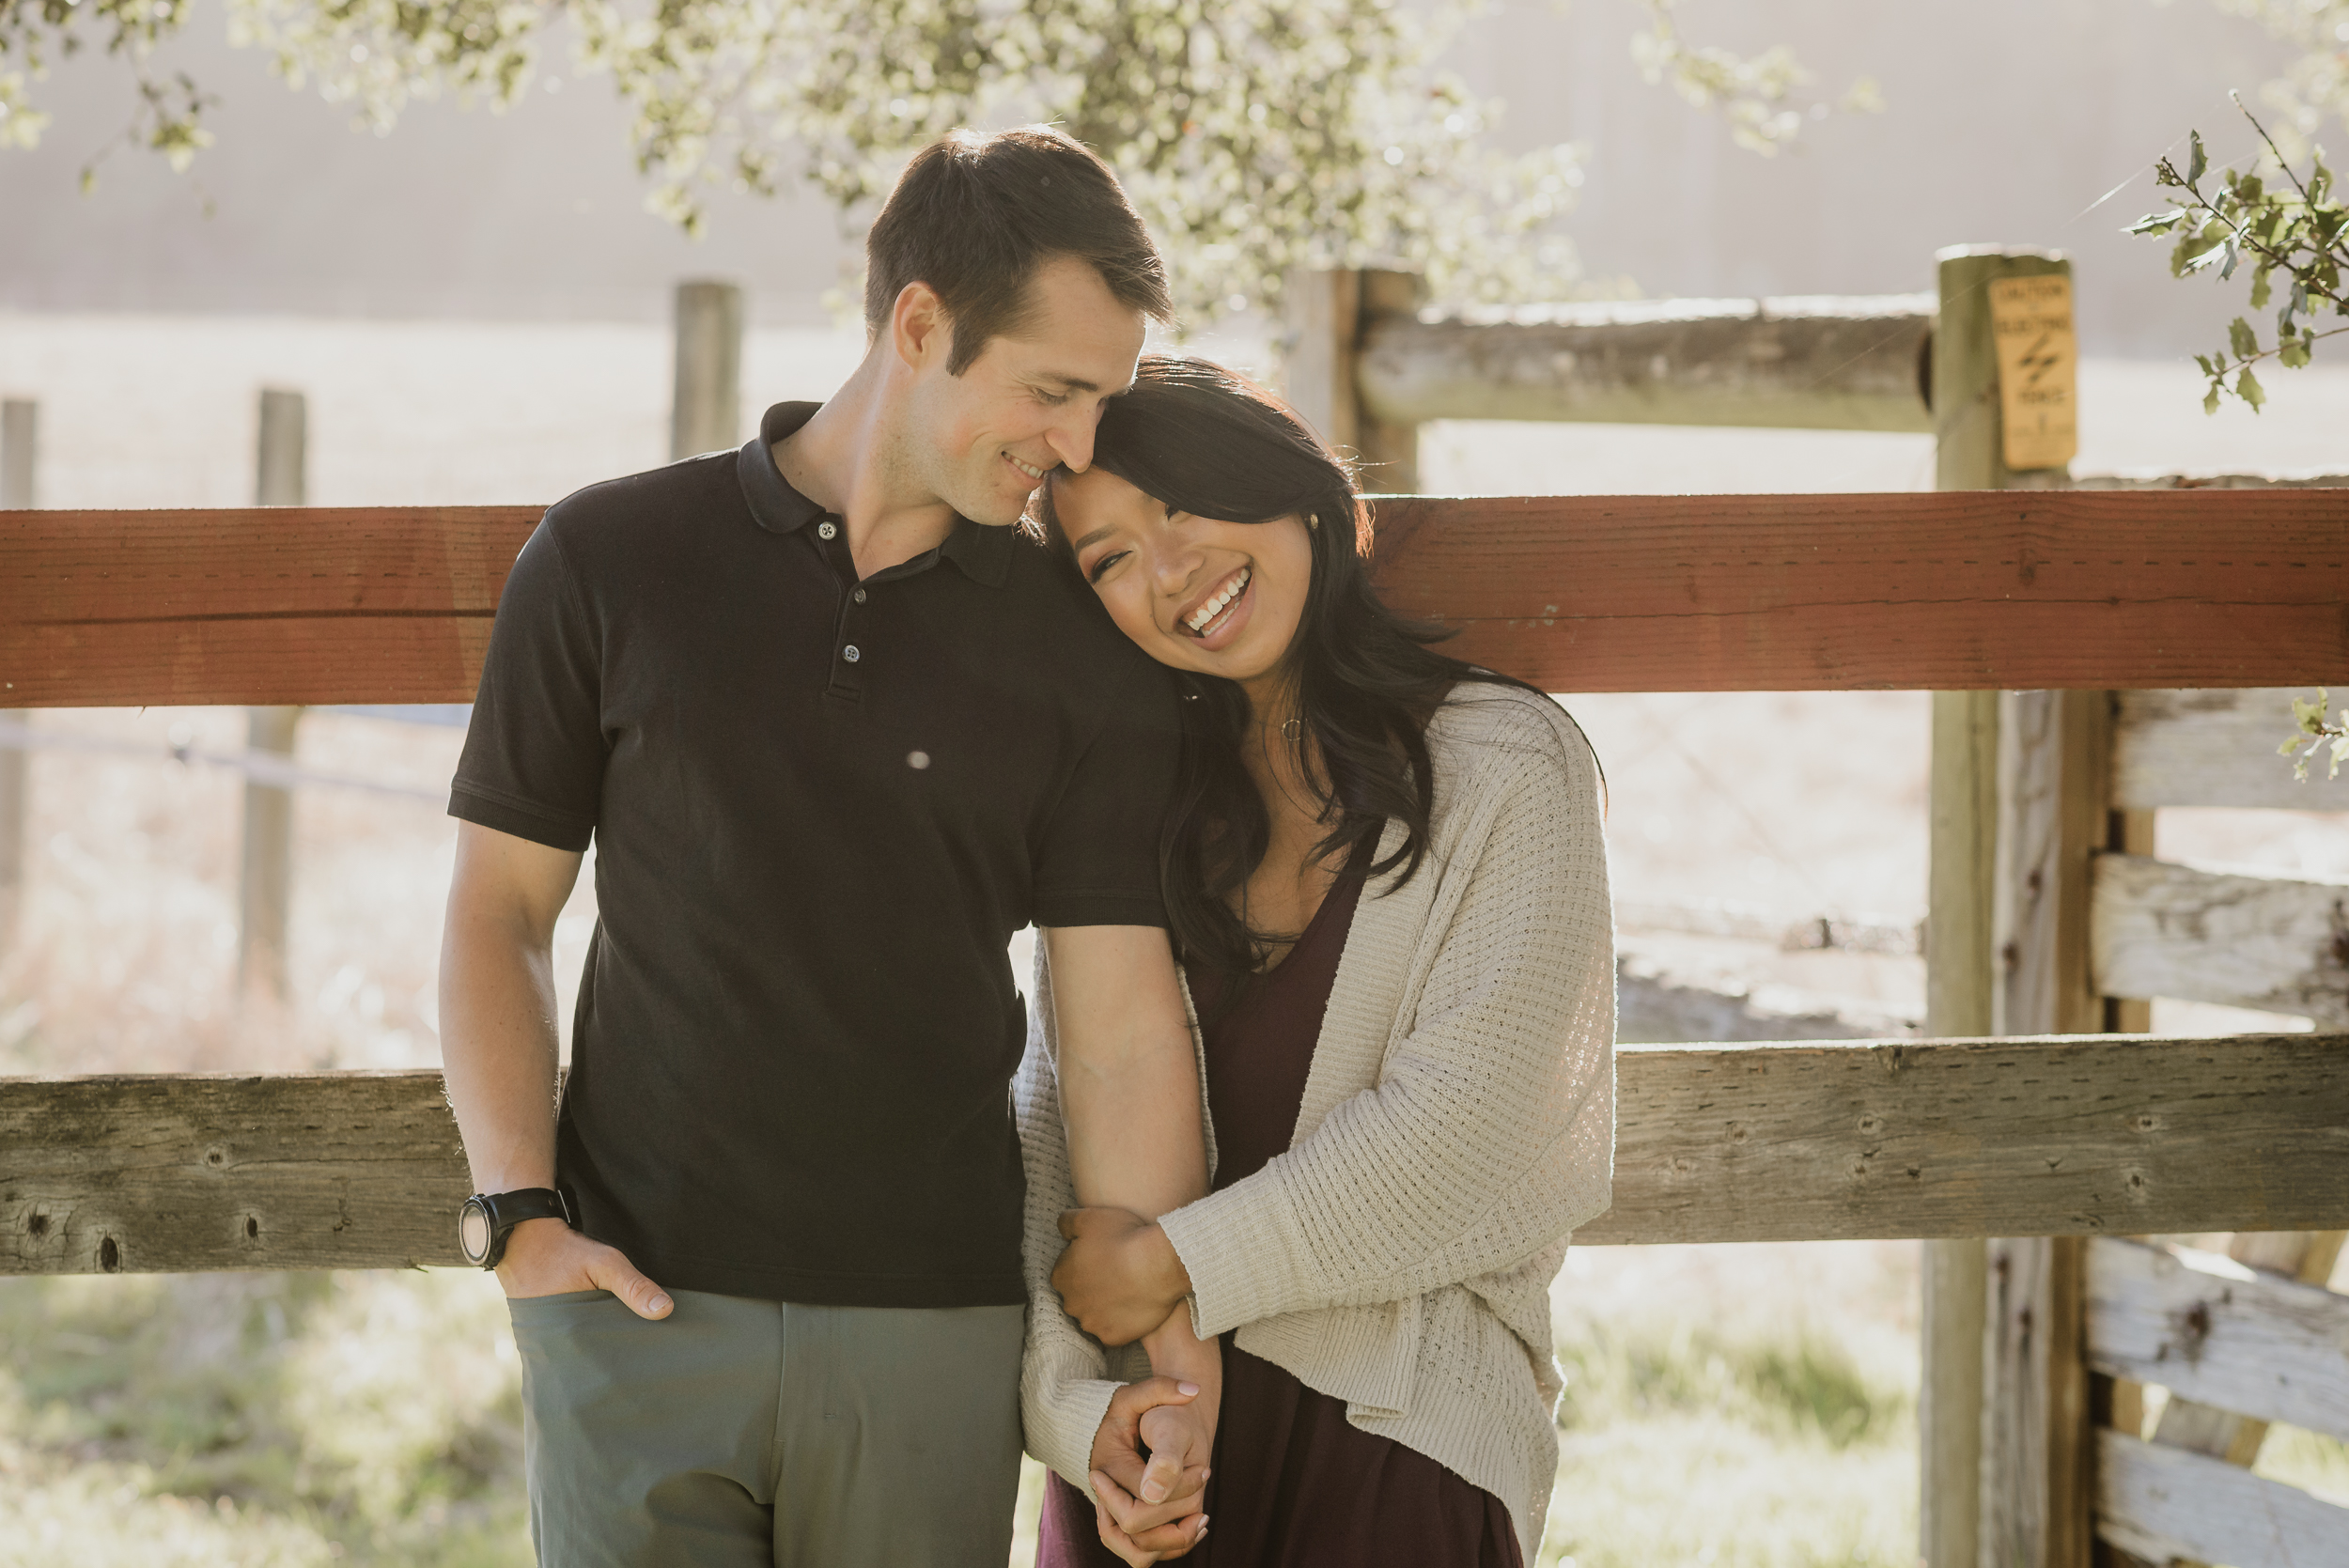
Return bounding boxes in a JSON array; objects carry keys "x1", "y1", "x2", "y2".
[{"x1": 1051, "y1": 1207, "x2": 1193, "y2": 1346}]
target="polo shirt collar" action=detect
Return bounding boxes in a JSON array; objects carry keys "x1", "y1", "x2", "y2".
[
  {"x1": 738, "y1": 401, "x2": 827, "y2": 537},
  {"x1": 738, "y1": 400, "x2": 1014, "y2": 589},
  {"x1": 941, "y1": 514, "x2": 1014, "y2": 588}
]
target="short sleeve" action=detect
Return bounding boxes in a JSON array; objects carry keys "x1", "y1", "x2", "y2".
[
  {"x1": 1031, "y1": 667, "x2": 1180, "y2": 929},
  {"x1": 449, "y1": 519, "x2": 605, "y2": 852}
]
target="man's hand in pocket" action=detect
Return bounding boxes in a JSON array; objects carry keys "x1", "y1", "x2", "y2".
[{"x1": 497, "y1": 1218, "x2": 673, "y2": 1319}]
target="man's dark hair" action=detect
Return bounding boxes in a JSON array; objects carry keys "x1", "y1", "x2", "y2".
[{"x1": 864, "y1": 126, "x2": 1174, "y2": 375}]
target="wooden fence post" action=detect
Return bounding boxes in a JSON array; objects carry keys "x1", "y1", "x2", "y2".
[
  {"x1": 1282, "y1": 269, "x2": 1422, "y2": 493},
  {"x1": 1923, "y1": 690, "x2": 1997, "y2": 1568},
  {"x1": 241, "y1": 390, "x2": 306, "y2": 1004},
  {"x1": 672, "y1": 280, "x2": 744, "y2": 462},
  {"x1": 1927, "y1": 244, "x2": 2092, "y2": 1568},
  {"x1": 1934, "y1": 247, "x2": 2075, "y2": 494},
  {"x1": 1983, "y1": 685, "x2": 2102, "y2": 1568},
  {"x1": 1283, "y1": 268, "x2": 1363, "y2": 459},
  {"x1": 0, "y1": 398, "x2": 32, "y2": 958},
  {"x1": 1354, "y1": 271, "x2": 1422, "y2": 494}
]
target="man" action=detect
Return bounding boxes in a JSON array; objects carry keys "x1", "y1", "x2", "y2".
[{"x1": 439, "y1": 126, "x2": 1215, "y2": 1566}]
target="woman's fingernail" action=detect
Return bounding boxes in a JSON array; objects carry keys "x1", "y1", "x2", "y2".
[{"x1": 1177, "y1": 1381, "x2": 1200, "y2": 1396}]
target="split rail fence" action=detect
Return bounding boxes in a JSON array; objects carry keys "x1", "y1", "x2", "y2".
[
  {"x1": 1279, "y1": 250, "x2": 2349, "y2": 1568},
  {"x1": 4, "y1": 487, "x2": 2347, "y2": 1568},
  {"x1": 5, "y1": 255, "x2": 2349, "y2": 1568}
]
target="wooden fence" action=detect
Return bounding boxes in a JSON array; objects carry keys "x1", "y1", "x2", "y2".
[
  {"x1": 8, "y1": 254, "x2": 2349, "y2": 1567},
  {"x1": 5, "y1": 487, "x2": 2349, "y2": 1568},
  {"x1": 1279, "y1": 249, "x2": 2349, "y2": 1568}
]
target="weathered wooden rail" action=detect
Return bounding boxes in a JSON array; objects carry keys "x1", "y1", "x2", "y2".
[
  {"x1": 7, "y1": 1032, "x2": 2343, "y2": 1275},
  {"x1": 3, "y1": 489, "x2": 2344, "y2": 706},
  {"x1": 1358, "y1": 293, "x2": 1937, "y2": 433},
  {"x1": 2089, "y1": 1234, "x2": 2349, "y2": 1568}
]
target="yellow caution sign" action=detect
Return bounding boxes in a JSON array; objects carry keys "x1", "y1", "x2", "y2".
[{"x1": 1987, "y1": 274, "x2": 2078, "y2": 471}]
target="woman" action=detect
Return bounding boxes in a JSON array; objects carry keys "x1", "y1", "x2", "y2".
[{"x1": 1014, "y1": 357, "x2": 1614, "y2": 1568}]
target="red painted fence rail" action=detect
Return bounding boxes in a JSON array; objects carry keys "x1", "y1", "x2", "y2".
[{"x1": 2, "y1": 489, "x2": 2343, "y2": 705}]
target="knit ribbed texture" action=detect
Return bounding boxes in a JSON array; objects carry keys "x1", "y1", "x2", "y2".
[{"x1": 1017, "y1": 685, "x2": 1616, "y2": 1562}]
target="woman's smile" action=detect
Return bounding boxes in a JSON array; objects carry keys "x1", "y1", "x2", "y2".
[{"x1": 1176, "y1": 565, "x2": 1253, "y2": 644}]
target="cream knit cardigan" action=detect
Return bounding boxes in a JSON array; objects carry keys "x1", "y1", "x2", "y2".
[{"x1": 1015, "y1": 683, "x2": 1616, "y2": 1563}]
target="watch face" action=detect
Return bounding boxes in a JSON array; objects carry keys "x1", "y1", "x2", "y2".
[{"x1": 459, "y1": 1199, "x2": 493, "y2": 1265}]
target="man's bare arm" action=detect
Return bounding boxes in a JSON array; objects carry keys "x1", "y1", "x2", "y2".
[
  {"x1": 440, "y1": 820, "x2": 670, "y2": 1317},
  {"x1": 1043, "y1": 924, "x2": 1206, "y2": 1226},
  {"x1": 1043, "y1": 923, "x2": 1219, "y2": 1534}
]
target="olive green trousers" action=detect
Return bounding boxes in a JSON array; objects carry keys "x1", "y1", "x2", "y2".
[{"x1": 507, "y1": 1288, "x2": 1026, "y2": 1568}]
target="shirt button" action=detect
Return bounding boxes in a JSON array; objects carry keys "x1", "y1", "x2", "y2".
[
  {"x1": 843, "y1": 644, "x2": 861, "y2": 662},
  {"x1": 852, "y1": 587, "x2": 867, "y2": 604},
  {"x1": 817, "y1": 520, "x2": 837, "y2": 540}
]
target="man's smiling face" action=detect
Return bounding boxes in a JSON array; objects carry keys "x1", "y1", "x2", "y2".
[{"x1": 903, "y1": 254, "x2": 1148, "y2": 526}]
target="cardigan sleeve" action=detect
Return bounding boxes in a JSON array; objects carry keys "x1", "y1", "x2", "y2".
[
  {"x1": 1013, "y1": 947, "x2": 1131, "y2": 1493},
  {"x1": 1158, "y1": 705, "x2": 1615, "y2": 1339}
]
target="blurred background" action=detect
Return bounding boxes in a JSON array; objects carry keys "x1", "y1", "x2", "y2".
[{"x1": 5, "y1": 0, "x2": 2348, "y2": 1562}]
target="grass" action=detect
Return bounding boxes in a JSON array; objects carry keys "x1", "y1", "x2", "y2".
[
  {"x1": 1535, "y1": 1241, "x2": 1921, "y2": 1568},
  {"x1": 0, "y1": 1269, "x2": 528, "y2": 1567},
  {"x1": 0, "y1": 1248, "x2": 1925, "y2": 1568}
]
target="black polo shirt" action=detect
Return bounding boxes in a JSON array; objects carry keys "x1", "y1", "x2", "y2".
[{"x1": 450, "y1": 401, "x2": 1183, "y2": 1307}]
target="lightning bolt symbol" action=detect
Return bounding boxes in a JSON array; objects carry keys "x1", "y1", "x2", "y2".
[{"x1": 2016, "y1": 333, "x2": 2061, "y2": 386}]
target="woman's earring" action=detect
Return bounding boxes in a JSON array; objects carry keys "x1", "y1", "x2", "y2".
[
  {"x1": 1281, "y1": 718, "x2": 1302, "y2": 740},
  {"x1": 1307, "y1": 512, "x2": 1320, "y2": 532}
]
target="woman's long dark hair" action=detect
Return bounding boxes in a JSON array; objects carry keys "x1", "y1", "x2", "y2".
[{"x1": 1038, "y1": 355, "x2": 1565, "y2": 979}]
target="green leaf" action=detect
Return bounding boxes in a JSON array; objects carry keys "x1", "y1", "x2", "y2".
[
  {"x1": 2236, "y1": 365, "x2": 2265, "y2": 411},
  {"x1": 2249, "y1": 267, "x2": 2272, "y2": 308},
  {"x1": 2125, "y1": 209, "x2": 2184, "y2": 236},
  {"x1": 2219, "y1": 239, "x2": 2241, "y2": 279},
  {"x1": 2203, "y1": 382, "x2": 2222, "y2": 415},
  {"x1": 2229, "y1": 316, "x2": 2259, "y2": 358},
  {"x1": 2187, "y1": 131, "x2": 2206, "y2": 185},
  {"x1": 2194, "y1": 352, "x2": 2217, "y2": 376},
  {"x1": 2177, "y1": 235, "x2": 2226, "y2": 275}
]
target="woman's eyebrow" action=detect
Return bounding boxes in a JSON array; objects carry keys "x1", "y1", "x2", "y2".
[{"x1": 1067, "y1": 522, "x2": 1117, "y2": 552}]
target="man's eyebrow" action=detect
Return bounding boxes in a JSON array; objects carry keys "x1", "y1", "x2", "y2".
[{"x1": 1032, "y1": 371, "x2": 1104, "y2": 394}]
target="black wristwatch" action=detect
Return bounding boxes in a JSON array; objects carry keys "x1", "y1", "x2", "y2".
[{"x1": 459, "y1": 1188, "x2": 576, "y2": 1268}]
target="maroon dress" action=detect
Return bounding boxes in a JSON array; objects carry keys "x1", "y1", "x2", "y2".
[{"x1": 1037, "y1": 865, "x2": 1525, "y2": 1568}]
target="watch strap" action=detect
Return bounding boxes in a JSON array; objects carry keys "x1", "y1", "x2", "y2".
[
  {"x1": 487, "y1": 1188, "x2": 574, "y2": 1230},
  {"x1": 461, "y1": 1187, "x2": 576, "y2": 1267}
]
